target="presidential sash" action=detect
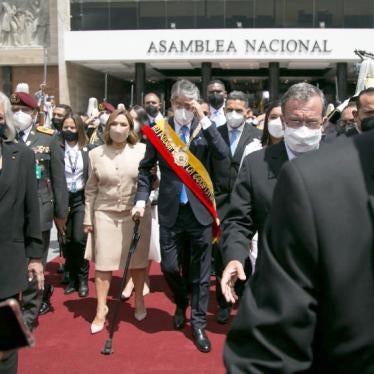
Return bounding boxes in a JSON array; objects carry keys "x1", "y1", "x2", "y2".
[{"x1": 142, "y1": 119, "x2": 220, "y2": 241}]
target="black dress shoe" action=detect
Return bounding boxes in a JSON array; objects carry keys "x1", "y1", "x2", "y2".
[
  {"x1": 173, "y1": 306, "x2": 186, "y2": 330},
  {"x1": 39, "y1": 301, "x2": 52, "y2": 315},
  {"x1": 39, "y1": 285, "x2": 54, "y2": 315},
  {"x1": 192, "y1": 328, "x2": 211, "y2": 353},
  {"x1": 216, "y1": 306, "x2": 231, "y2": 324},
  {"x1": 64, "y1": 281, "x2": 77, "y2": 295},
  {"x1": 78, "y1": 279, "x2": 89, "y2": 298}
]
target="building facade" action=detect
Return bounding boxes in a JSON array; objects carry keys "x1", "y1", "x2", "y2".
[{"x1": 1, "y1": 0, "x2": 374, "y2": 112}]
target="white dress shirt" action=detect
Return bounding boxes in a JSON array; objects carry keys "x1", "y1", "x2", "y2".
[
  {"x1": 209, "y1": 105, "x2": 226, "y2": 127},
  {"x1": 64, "y1": 142, "x2": 84, "y2": 192}
]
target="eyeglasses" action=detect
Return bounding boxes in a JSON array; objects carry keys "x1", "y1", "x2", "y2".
[{"x1": 285, "y1": 119, "x2": 322, "y2": 129}]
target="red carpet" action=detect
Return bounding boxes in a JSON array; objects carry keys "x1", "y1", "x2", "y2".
[{"x1": 19, "y1": 260, "x2": 235, "y2": 373}]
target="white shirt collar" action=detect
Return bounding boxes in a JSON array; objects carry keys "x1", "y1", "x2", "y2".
[
  {"x1": 227, "y1": 122, "x2": 245, "y2": 135},
  {"x1": 174, "y1": 119, "x2": 192, "y2": 135},
  {"x1": 65, "y1": 141, "x2": 79, "y2": 152}
]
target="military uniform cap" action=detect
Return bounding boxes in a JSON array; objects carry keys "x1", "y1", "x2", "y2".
[
  {"x1": 10, "y1": 92, "x2": 37, "y2": 110},
  {"x1": 98, "y1": 101, "x2": 115, "y2": 113}
]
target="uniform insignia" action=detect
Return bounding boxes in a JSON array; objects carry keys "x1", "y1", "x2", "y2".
[
  {"x1": 36, "y1": 126, "x2": 55, "y2": 136},
  {"x1": 32, "y1": 145, "x2": 50, "y2": 154},
  {"x1": 98, "y1": 103, "x2": 105, "y2": 111},
  {"x1": 10, "y1": 93, "x2": 20, "y2": 105}
]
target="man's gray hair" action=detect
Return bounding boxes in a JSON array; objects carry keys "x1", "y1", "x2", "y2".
[
  {"x1": 171, "y1": 79, "x2": 200, "y2": 101},
  {"x1": 227, "y1": 91, "x2": 249, "y2": 107},
  {"x1": 281, "y1": 83, "x2": 326, "y2": 116},
  {"x1": 0, "y1": 92, "x2": 16, "y2": 142}
]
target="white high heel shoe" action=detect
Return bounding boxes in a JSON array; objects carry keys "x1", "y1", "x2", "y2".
[{"x1": 90, "y1": 305, "x2": 109, "y2": 334}]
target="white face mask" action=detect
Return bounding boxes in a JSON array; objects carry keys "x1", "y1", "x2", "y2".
[
  {"x1": 109, "y1": 126, "x2": 129, "y2": 144},
  {"x1": 174, "y1": 108, "x2": 194, "y2": 126},
  {"x1": 14, "y1": 110, "x2": 33, "y2": 131},
  {"x1": 268, "y1": 117, "x2": 284, "y2": 138},
  {"x1": 133, "y1": 120, "x2": 141, "y2": 133},
  {"x1": 226, "y1": 111, "x2": 245, "y2": 129},
  {"x1": 284, "y1": 125, "x2": 322, "y2": 154},
  {"x1": 99, "y1": 113, "x2": 110, "y2": 126}
]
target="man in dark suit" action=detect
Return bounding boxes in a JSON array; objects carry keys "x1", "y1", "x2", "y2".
[
  {"x1": 10, "y1": 91, "x2": 69, "y2": 326},
  {"x1": 210, "y1": 90, "x2": 261, "y2": 323},
  {"x1": 224, "y1": 129, "x2": 374, "y2": 373},
  {"x1": 132, "y1": 79, "x2": 229, "y2": 353},
  {"x1": 0, "y1": 91, "x2": 44, "y2": 374},
  {"x1": 220, "y1": 83, "x2": 325, "y2": 304}
]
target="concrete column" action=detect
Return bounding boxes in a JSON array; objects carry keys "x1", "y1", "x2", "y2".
[
  {"x1": 336, "y1": 62, "x2": 348, "y2": 103},
  {"x1": 135, "y1": 63, "x2": 146, "y2": 105},
  {"x1": 57, "y1": 0, "x2": 71, "y2": 105},
  {"x1": 201, "y1": 62, "x2": 212, "y2": 101},
  {"x1": 269, "y1": 62, "x2": 280, "y2": 102},
  {"x1": 2, "y1": 67, "x2": 12, "y2": 96}
]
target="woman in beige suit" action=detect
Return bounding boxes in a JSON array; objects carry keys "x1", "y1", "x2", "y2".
[{"x1": 83, "y1": 109, "x2": 150, "y2": 334}]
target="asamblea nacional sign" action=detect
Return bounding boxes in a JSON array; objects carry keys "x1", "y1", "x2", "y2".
[{"x1": 65, "y1": 29, "x2": 373, "y2": 62}]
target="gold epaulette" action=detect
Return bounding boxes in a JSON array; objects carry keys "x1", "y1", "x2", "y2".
[{"x1": 36, "y1": 126, "x2": 55, "y2": 136}]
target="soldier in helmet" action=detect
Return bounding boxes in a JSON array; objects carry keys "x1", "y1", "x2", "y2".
[
  {"x1": 10, "y1": 91, "x2": 69, "y2": 328},
  {"x1": 88, "y1": 101, "x2": 115, "y2": 147}
]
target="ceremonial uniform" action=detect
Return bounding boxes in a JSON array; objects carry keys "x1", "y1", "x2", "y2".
[
  {"x1": 22, "y1": 125, "x2": 68, "y2": 324},
  {"x1": 10, "y1": 91, "x2": 69, "y2": 327}
]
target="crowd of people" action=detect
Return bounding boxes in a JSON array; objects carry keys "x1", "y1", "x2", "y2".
[{"x1": 0, "y1": 75, "x2": 374, "y2": 373}]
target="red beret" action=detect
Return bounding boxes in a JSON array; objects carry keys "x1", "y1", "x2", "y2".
[
  {"x1": 10, "y1": 92, "x2": 37, "y2": 110},
  {"x1": 98, "y1": 101, "x2": 115, "y2": 113}
]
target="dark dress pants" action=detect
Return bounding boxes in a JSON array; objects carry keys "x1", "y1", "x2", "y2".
[
  {"x1": 160, "y1": 204, "x2": 212, "y2": 330},
  {"x1": 0, "y1": 296, "x2": 19, "y2": 374},
  {"x1": 65, "y1": 191, "x2": 88, "y2": 283},
  {"x1": 21, "y1": 230, "x2": 50, "y2": 328}
]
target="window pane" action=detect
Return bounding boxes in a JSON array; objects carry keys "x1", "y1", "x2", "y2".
[
  {"x1": 109, "y1": 1, "x2": 138, "y2": 30},
  {"x1": 71, "y1": 1, "x2": 83, "y2": 31},
  {"x1": 284, "y1": 0, "x2": 314, "y2": 27},
  {"x1": 315, "y1": 0, "x2": 343, "y2": 28},
  {"x1": 81, "y1": 1, "x2": 109, "y2": 30},
  {"x1": 139, "y1": 1, "x2": 166, "y2": 29},
  {"x1": 343, "y1": 0, "x2": 374, "y2": 27},
  {"x1": 255, "y1": 0, "x2": 279, "y2": 27},
  {"x1": 195, "y1": 0, "x2": 224, "y2": 28},
  {"x1": 167, "y1": 0, "x2": 195, "y2": 28},
  {"x1": 225, "y1": 0, "x2": 254, "y2": 28}
]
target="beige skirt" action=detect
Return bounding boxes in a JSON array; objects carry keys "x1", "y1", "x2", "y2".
[{"x1": 85, "y1": 208, "x2": 151, "y2": 271}]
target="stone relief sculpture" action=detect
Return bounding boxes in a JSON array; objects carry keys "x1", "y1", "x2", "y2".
[{"x1": 0, "y1": 0, "x2": 49, "y2": 47}]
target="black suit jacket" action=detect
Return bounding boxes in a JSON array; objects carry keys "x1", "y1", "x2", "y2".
[
  {"x1": 0, "y1": 142, "x2": 43, "y2": 299},
  {"x1": 221, "y1": 141, "x2": 289, "y2": 266},
  {"x1": 225, "y1": 131, "x2": 374, "y2": 373},
  {"x1": 211, "y1": 123, "x2": 262, "y2": 222},
  {"x1": 25, "y1": 127, "x2": 69, "y2": 231},
  {"x1": 136, "y1": 117, "x2": 229, "y2": 228}
]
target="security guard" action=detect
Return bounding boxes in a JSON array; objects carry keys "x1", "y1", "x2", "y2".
[
  {"x1": 88, "y1": 101, "x2": 115, "y2": 147},
  {"x1": 10, "y1": 91, "x2": 69, "y2": 328}
]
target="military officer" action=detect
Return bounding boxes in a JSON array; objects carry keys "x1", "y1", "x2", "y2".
[
  {"x1": 10, "y1": 91, "x2": 69, "y2": 327},
  {"x1": 88, "y1": 101, "x2": 115, "y2": 147}
]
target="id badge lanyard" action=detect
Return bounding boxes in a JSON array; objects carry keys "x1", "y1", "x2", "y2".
[{"x1": 67, "y1": 150, "x2": 79, "y2": 192}]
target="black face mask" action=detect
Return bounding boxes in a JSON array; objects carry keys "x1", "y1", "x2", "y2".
[
  {"x1": 145, "y1": 105, "x2": 159, "y2": 117},
  {"x1": 0, "y1": 123, "x2": 6, "y2": 139},
  {"x1": 52, "y1": 117, "x2": 63, "y2": 131},
  {"x1": 360, "y1": 116, "x2": 374, "y2": 132},
  {"x1": 208, "y1": 92, "x2": 224, "y2": 110},
  {"x1": 62, "y1": 130, "x2": 79, "y2": 142}
]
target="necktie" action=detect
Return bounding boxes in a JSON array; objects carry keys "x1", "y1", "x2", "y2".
[
  {"x1": 179, "y1": 125, "x2": 189, "y2": 204},
  {"x1": 17, "y1": 131, "x2": 25, "y2": 143},
  {"x1": 230, "y1": 129, "x2": 239, "y2": 155}
]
